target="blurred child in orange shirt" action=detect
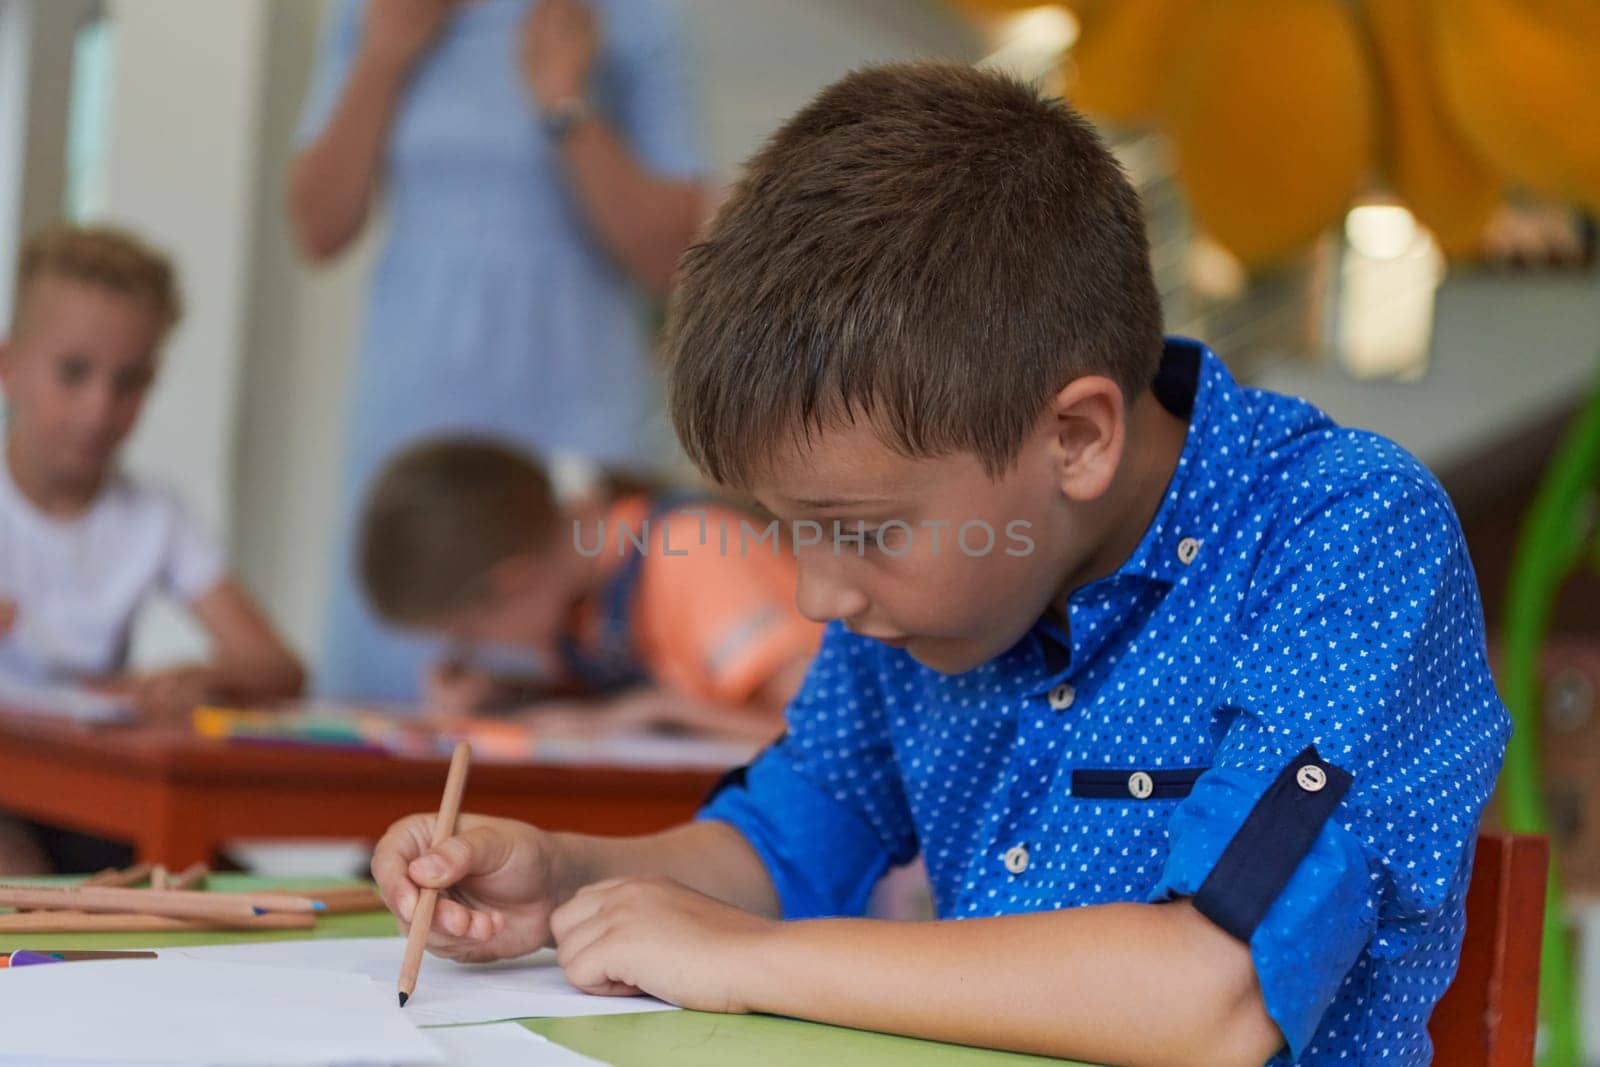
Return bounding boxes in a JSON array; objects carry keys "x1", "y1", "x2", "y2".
[{"x1": 358, "y1": 437, "x2": 818, "y2": 741}]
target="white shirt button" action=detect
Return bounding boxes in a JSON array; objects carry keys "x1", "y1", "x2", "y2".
[
  {"x1": 1177, "y1": 537, "x2": 1202, "y2": 565},
  {"x1": 1127, "y1": 771, "x2": 1154, "y2": 799},
  {"x1": 1048, "y1": 683, "x2": 1076, "y2": 711},
  {"x1": 1003, "y1": 844, "x2": 1030, "y2": 874},
  {"x1": 1296, "y1": 764, "x2": 1328, "y2": 793}
]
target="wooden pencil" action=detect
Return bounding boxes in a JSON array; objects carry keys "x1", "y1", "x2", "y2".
[
  {"x1": 0, "y1": 910, "x2": 316, "y2": 932},
  {"x1": 145, "y1": 889, "x2": 324, "y2": 913},
  {"x1": 398, "y1": 741, "x2": 472, "y2": 1007},
  {"x1": 255, "y1": 885, "x2": 386, "y2": 914},
  {"x1": 0, "y1": 885, "x2": 316, "y2": 920},
  {"x1": 169, "y1": 862, "x2": 209, "y2": 891},
  {"x1": 17, "y1": 862, "x2": 152, "y2": 912},
  {"x1": 82, "y1": 863, "x2": 153, "y2": 888}
]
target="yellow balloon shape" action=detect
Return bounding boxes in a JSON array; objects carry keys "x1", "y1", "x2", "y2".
[{"x1": 1165, "y1": 0, "x2": 1377, "y2": 269}]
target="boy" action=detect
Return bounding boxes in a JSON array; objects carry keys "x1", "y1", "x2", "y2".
[
  {"x1": 0, "y1": 225, "x2": 304, "y2": 871},
  {"x1": 358, "y1": 436, "x2": 818, "y2": 741},
  {"x1": 370, "y1": 65, "x2": 1509, "y2": 1065}
]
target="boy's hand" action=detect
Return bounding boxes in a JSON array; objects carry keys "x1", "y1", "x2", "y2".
[
  {"x1": 422, "y1": 660, "x2": 497, "y2": 716},
  {"x1": 517, "y1": 694, "x2": 671, "y2": 739},
  {"x1": 0, "y1": 601, "x2": 16, "y2": 636},
  {"x1": 92, "y1": 665, "x2": 217, "y2": 725},
  {"x1": 371, "y1": 812, "x2": 563, "y2": 963},
  {"x1": 550, "y1": 876, "x2": 774, "y2": 1012}
]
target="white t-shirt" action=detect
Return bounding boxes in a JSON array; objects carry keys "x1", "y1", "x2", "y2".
[{"x1": 0, "y1": 460, "x2": 225, "y2": 684}]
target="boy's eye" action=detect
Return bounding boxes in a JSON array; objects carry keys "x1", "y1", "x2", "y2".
[
  {"x1": 114, "y1": 367, "x2": 154, "y2": 396},
  {"x1": 874, "y1": 525, "x2": 907, "y2": 551},
  {"x1": 833, "y1": 526, "x2": 882, "y2": 553},
  {"x1": 55, "y1": 356, "x2": 91, "y2": 386}
]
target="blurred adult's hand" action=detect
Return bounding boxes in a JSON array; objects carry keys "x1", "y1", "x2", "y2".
[
  {"x1": 521, "y1": 0, "x2": 600, "y2": 110},
  {"x1": 363, "y1": 0, "x2": 463, "y2": 73}
]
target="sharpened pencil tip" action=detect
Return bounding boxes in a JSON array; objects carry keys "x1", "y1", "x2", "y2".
[
  {"x1": 398, "y1": 991, "x2": 409, "y2": 1008},
  {"x1": 252, "y1": 907, "x2": 268, "y2": 915},
  {"x1": 311, "y1": 900, "x2": 326, "y2": 911}
]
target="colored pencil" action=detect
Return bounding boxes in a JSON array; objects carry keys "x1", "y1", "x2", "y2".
[
  {"x1": 398, "y1": 741, "x2": 472, "y2": 1007},
  {"x1": 0, "y1": 910, "x2": 316, "y2": 933},
  {"x1": 169, "y1": 862, "x2": 209, "y2": 890},
  {"x1": 5, "y1": 949, "x2": 157, "y2": 967},
  {"x1": 256, "y1": 885, "x2": 386, "y2": 914},
  {"x1": 82, "y1": 863, "x2": 154, "y2": 888},
  {"x1": 0, "y1": 950, "x2": 158, "y2": 962},
  {"x1": 0, "y1": 885, "x2": 320, "y2": 920}
]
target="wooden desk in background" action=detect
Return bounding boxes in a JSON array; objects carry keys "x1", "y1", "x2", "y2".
[{"x1": 0, "y1": 711, "x2": 725, "y2": 867}]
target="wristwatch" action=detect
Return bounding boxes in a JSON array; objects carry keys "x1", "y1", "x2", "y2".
[{"x1": 542, "y1": 96, "x2": 596, "y2": 142}]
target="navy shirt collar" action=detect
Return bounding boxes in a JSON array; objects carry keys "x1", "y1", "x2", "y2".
[{"x1": 1108, "y1": 336, "x2": 1249, "y2": 587}]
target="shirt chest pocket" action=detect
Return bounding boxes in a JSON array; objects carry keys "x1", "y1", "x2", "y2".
[{"x1": 1071, "y1": 767, "x2": 1207, "y2": 801}]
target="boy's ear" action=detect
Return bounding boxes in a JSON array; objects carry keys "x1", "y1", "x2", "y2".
[
  {"x1": 1048, "y1": 374, "x2": 1125, "y2": 504},
  {"x1": 485, "y1": 552, "x2": 546, "y2": 599}
]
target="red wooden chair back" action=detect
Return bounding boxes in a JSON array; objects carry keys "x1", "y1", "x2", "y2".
[{"x1": 1428, "y1": 832, "x2": 1549, "y2": 1067}]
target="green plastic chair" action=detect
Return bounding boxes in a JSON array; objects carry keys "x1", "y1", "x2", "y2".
[{"x1": 1498, "y1": 363, "x2": 1600, "y2": 1067}]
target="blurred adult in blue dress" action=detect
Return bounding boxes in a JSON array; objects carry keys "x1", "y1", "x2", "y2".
[{"x1": 290, "y1": 0, "x2": 705, "y2": 701}]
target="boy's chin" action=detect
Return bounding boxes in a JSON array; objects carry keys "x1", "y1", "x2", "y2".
[{"x1": 903, "y1": 638, "x2": 989, "y2": 676}]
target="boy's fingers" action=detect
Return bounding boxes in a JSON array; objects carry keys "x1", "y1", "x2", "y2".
[
  {"x1": 371, "y1": 815, "x2": 439, "y2": 914},
  {"x1": 409, "y1": 823, "x2": 514, "y2": 887},
  {"x1": 433, "y1": 896, "x2": 474, "y2": 937},
  {"x1": 549, "y1": 880, "x2": 620, "y2": 942}
]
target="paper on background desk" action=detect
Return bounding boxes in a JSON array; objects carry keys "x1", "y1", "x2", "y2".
[
  {"x1": 162, "y1": 937, "x2": 678, "y2": 1026},
  {"x1": 526, "y1": 733, "x2": 758, "y2": 769},
  {"x1": 0, "y1": 678, "x2": 133, "y2": 724},
  {"x1": 0, "y1": 957, "x2": 443, "y2": 1065}
]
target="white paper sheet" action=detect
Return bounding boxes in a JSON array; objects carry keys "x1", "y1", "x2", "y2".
[
  {"x1": 426, "y1": 1024, "x2": 609, "y2": 1066},
  {"x1": 161, "y1": 938, "x2": 678, "y2": 1026},
  {"x1": 0, "y1": 958, "x2": 444, "y2": 1065}
]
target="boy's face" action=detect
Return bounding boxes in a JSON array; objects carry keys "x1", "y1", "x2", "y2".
[
  {"x1": 750, "y1": 406, "x2": 1111, "y2": 676},
  {"x1": 437, "y1": 548, "x2": 583, "y2": 665},
  {"x1": 0, "y1": 277, "x2": 163, "y2": 490}
]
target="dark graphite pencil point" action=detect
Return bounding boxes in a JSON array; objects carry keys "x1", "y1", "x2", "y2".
[{"x1": 398, "y1": 992, "x2": 409, "y2": 1008}]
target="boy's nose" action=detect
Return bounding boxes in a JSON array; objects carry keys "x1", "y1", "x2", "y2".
[
  {"x1": 77, "y1": 381, "x2": 119, "y2": 424},
  {"x1": 794, "y1": 562, "x2": 869, "y2": 625}
]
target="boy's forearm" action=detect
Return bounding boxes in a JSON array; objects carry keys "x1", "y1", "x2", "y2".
[
  {"x1": 551, "y1": 820, "x2": 781, "y2": 918},
  {"x1": 205, "y1": 656, "x2": 305, "y2": 703},
  {"x1": 736, "y1": 901, "x2": 1282, "y2": 1067}
]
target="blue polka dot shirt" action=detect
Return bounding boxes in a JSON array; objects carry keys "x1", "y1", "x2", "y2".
[{"x1": 701, "y1": 338, "x2": 1512, "y2": 1065}]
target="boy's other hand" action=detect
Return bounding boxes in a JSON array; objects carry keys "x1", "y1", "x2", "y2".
[
  {"x1": 0, "y1": 601, "x2": 15, "y2": 636},
  {"x1": 371, "y1": 812, "x2": 561, "y2": 962},
  {"x1": 91, "y1": 665, "x2": 216, "y2": 725},
  {"x1": 551, "y1": 875, "x2": 773, "y2": 1012}
]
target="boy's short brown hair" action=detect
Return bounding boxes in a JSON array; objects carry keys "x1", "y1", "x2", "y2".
[
  {"x1": 359, "y1": 437, "x2": 559, "y2": 626},
  {"x1": 666, "y1": 62, "x2": 1162, "y2": 488},
  {"x1": 12, "y1": 223, "x2": 183, "y2": 335}
]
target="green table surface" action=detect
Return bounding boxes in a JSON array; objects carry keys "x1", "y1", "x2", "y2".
[{"x1": 1, "y1": 875, "x2": 1094, "y2": 1066}]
